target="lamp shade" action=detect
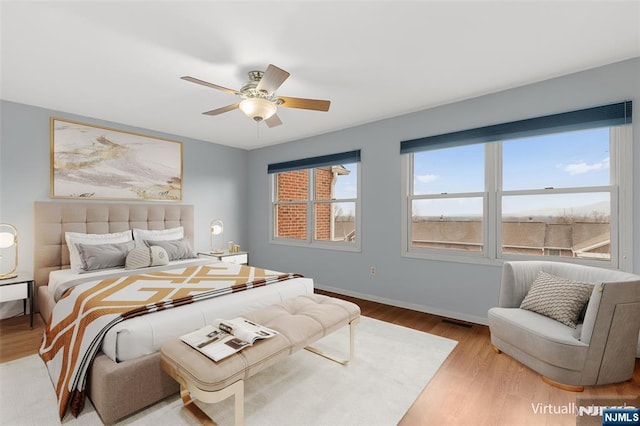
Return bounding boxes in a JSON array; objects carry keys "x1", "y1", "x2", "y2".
[
  {"x1": 210, "y1": 219, "x2": 224, "y2": 254},
  {"x1": 0, "y1": 223, "x2": 18, "y2": 279},
  {"x1": 0, "y1": 232, "x2": 15, "y2": 248},
  {"x1": 239, "y1": 98, "x2": 277, "y2": 122}
]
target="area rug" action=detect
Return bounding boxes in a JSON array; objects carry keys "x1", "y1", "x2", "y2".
[{"x1": 0, "y1": 316, "x2": 457, "y2": 426}]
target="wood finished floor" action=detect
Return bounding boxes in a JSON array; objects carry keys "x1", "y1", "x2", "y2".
[{"x1": 1, "y1": 292, "x2": 638, "y2": 425}]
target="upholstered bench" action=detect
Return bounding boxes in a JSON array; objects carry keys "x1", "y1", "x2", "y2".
[{"x1": 160, "y1": 294, "x2": 361, "y2": 425}]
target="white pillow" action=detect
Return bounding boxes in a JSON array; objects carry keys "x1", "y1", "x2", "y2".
[
  {"x1": 132, "y1": 227, "x2": 184, "y2": 248},
  {"x1": 65, "y1": 230, "x2": 133, "y2": 270}
]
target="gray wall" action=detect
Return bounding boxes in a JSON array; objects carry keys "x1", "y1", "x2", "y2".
[
  {"x1": 0, "y1": 100, "x2": 248, "y2": 317},
  {"x1": 2, "y1": 58, "x2": 638, "y2": 324},
  {"x1": 247, "y1": 58, "x2": 640, "y2": 324}
]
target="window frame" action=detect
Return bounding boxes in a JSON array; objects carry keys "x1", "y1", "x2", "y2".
[
  {"x1": 407, "y1": 144, "x2": 489, "y2": 258},
  {"x1": 270, "y1": 161, "x2": 361, "y2": 252},
  {"x1": 402, "y1": 123, "x2": 633, "y2": 271},
  {"x1": 402, "y1": 144, "x2": 496, "y2": 265}
]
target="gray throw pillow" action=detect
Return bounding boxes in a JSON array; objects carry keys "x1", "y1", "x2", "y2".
[
  {"x1": 144, "y1": 237, "x2": 196, "y2": 261},
  {"x1": 77, "y1": 240, "x2": 135, "y2": 272},
  {"x1": 520, "y1": 271, "x2": 593, "y2": 328}
]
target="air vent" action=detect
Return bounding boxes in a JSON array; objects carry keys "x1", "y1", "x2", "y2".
[{"x1": 441, "y1": 319, "x2": 473, "y2": 328}]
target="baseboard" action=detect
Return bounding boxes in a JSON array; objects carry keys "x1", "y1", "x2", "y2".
[{"x1": 315, "y1": 284, "x2": 489, "y2": 326}]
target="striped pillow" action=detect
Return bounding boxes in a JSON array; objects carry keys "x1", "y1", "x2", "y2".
[{"x1": 125, "y1": 246, "x2": 169, "y2": 269}]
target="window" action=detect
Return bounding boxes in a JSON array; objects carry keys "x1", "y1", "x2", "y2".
[
  {"x1": 401, "y1": 101, "x2": 633, "y2": 270},
  {"x1": 410, "y1": 144, "x2": 485, "y2": 253},
  {"x1": 269, "y1": 150, "x2": 360, "y2": 250},
  {"x1": 501, "y1": 129, "x2": 612, "y2": 260}
]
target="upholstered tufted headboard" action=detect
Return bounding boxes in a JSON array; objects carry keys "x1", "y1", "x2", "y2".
[{"x1": 33, "y1": 201, "x2": 194, "y2": 290}]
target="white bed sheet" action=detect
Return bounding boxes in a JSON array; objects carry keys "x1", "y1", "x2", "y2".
[{"x1": 47, "y1": 261, "x2": 314, "y2": 362}]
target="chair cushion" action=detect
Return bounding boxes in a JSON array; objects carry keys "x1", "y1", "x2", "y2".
[
  {"x1": 520, "y1": 271, "x2": 593, "y2": 328},
  {"x1": 488, "y1": 307, "x2": 588, "y2": 370}
]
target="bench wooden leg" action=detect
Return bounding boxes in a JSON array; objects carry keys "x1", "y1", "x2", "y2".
[
  {"x1": 305, "y1": 317, "x2": 359, "y2": 365},
  {"x1": 176, "y1": 373, "x2": 244, "y2": 426}
]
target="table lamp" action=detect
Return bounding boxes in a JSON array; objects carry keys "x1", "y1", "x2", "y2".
[
  {"x1": 210, "y1": 219, "x2": 224, "y2": 254},
  {"x1": 0, "y1": 223, "x2": 18, "y2": 279}
]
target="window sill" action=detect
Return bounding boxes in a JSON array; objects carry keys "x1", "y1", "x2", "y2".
[
  {"x1": 402, "y1": 249, "x2": 620, "y2": 270},
  {"x1": 402, "y1": 250, "x2": 503, "y2": 267},
  {"x1": 270, "y1": 238, "x2": 361, "y2": 253}
]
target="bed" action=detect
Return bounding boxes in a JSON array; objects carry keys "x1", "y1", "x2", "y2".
[{"x1": 34, "y1": 201, "x2": 313, "y2": 424}]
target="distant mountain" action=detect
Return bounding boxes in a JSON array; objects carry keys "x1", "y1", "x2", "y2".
[
  {"x1": 412, "y1": 201, "x2": 610, "y2": 222},
  {"x1": 505, "y1": 201, "x2": 610, "y2": 218}
]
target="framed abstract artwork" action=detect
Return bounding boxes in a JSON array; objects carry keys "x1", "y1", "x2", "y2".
[{"x1": 50, "y1": 118, "x2": 183, "y2": 201}]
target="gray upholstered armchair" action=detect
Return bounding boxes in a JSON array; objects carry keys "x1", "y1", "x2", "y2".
[{"x1": 488, "y1": 261, "x2": 640, "y2": 391}]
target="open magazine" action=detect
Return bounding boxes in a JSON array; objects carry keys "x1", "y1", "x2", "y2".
[{"x1": 180, "y1": 317, "x2": 279, "y2": 362}]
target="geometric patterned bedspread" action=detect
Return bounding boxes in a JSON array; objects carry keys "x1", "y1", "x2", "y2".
[{"x1": 39, "y1": 262, "x2": 301, "y2": 419}]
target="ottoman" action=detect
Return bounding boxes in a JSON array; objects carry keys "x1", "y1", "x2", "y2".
[{"x1": 160, "y1": 294, "x2": 361, "y2": 425}]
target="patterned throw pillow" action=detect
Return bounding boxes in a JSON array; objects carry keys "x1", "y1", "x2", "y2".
[
  {"x1": 125, "y1": 246, "x2": 169, "y2": 269},
  {"x1": 144, "y1": 237, "x2": 196, "y2": 261},
  {"x1": 520, "y1": 271, "x2": 594, "y2": 328},
  {"x1": 149, "y1": 246, "x2": 170, "y2": 266}
]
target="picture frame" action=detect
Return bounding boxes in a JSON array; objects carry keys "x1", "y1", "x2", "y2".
[{"x1": 50, "y1": 117, "x2": 183, "y2": 201}]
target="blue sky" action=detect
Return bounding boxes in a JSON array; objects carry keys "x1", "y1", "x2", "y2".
[
  {"x1": 325, "y1": 127, "x2": 611, "y2": 218},
  {"x1": 330, "y1": 162, "x2": 357, "y2": 217},
  {"x1": 412, "y1": 127, "x2": 611, "y2": 217},
  {"x1": 502, "y1": 127, "x2": 610, "y2": 191},
  {"x1": 333, "y1": 163, "x2": 358, "y2": 199}
]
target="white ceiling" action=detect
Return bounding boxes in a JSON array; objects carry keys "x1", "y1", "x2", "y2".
[{"x1": 2, "y1": 1, "x2": 639, "y2": 150}]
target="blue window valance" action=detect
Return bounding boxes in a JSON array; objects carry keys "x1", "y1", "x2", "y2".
[
  {"x1": 268, "y1": 150, "x2": 361, "y2": 174},
  {"x1": 400, "y1": 101, "x2": 632, "y2": 154}
]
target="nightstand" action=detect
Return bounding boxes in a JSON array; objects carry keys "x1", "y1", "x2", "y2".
[
  {"x1": 198, "y1": 251, "x2": 249, "y2": 265},
  {"x1": 0, "y1": 273, "x2": 34, "y2": 327}
]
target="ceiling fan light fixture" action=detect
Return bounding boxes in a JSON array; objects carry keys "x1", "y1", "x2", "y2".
[
  {"x1": 239, "y1": 98, "x2": 277, "y2": 122},
  {"x1": 182, "y1": 64, "x2": 330, "y2": 129}
]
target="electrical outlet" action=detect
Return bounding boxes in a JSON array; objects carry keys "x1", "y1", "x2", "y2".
[{"x1": 370, "y1": 267, "x2": 376, "y2": 276}]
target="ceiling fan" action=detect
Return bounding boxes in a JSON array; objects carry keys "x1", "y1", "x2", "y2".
[{"x1": 181, "y1": 64, "x2": 331, "y2": 128}]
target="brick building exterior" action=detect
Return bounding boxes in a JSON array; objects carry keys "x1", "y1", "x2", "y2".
[
  {"x1": 314, "y1": 168, "x2": 333, "y2": 240},
  {"x1": 275, "y1": 170, "x2": 308, "y2": 239},
  {"x1": 275, "y1": 166, "x2": 350, "y2": 241}
]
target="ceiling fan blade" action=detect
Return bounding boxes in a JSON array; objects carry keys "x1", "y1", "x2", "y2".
[
  {"x1": 256, "y1": 64, "x2": 290, "y2": 94},
  {"x1": 277, "y1": 96, "x2": 331, "y2": 112},
  {"x1": 202, "y1": 103, "x2": 240, "y2": 116},
  {"x1": 264, "y1": 113, "x2": 283, "y2": 128},
  {"x1": 181, "y1": 76, "x2": 239, "y2": 95}
]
